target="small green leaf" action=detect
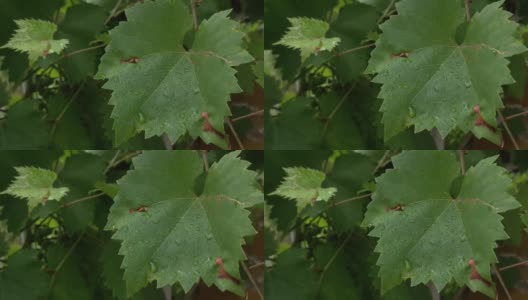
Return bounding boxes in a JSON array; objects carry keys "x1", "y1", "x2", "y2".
[
  {"x1": 275, "y1": 17, "x2": 341, "y2": 59},
  {"x1": 2, "y1": 19, "x2": 69, "y2": 62},
  {"x1": 2, "y1": 167, "x2": 69, "y2": 210},
  {"x1": 271, "y1": 167, "x2": 336, "y2": 211}
]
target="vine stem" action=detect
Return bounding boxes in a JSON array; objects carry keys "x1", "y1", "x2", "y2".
[
  {"x1": 241, "y1": 260, "x2": 264, "y2": 300},
  {"x1": 49, "y1": 232, "x2": 85, "y2": 288},
  {"x1": 458, "y1": 150, "x2": 466, "y2": 175},
  {"x1": 493, "y1": 264, "x2": 512, "y2": 300},
  {"x1": 111, "y1": 151, "x2": 142, "y2": 168},
  {"x1": 317, "y1": 232, "x2": 353, "y2": 292},
  {"x1": 105, "y1": 0, "x2": 124, "y2": 24},
  {"x1": 190, "y1": 0, "x2": 199, "y2": 31},
  {"x1": 464, "y1": 0, "x2": 471, "y2": 22},
  {"x1": 329, "y1": 193, "x2": 372, "y2": 208},
  {"x1": 377, "y1": 0, "x2": 397, "y2": 24},
  {"x1": 249, "y1": 261, "x2": 265, "y2": 270},
  {"x1": 321, "y1": 86, "x2": 355, "y2": 140},
  {"x1": 49, "y1": 81, "x2": 86, "y2": 143},
  {"x1": 227, "y1": 119, "x2": 244, "y2": 150},
  {"x1": 373, "y1": 150, "x2": 391, "y2": 174},
  {"x1": 104, "y1": 150, "x2": 121, "y2": 174},
  {"x1": 62, "y1": 44, "x2": 105, "y2": 59},
  {"x1": 498, "y1": 110, "x2": 520, "y2": 150},
  {"x1": 201, "y1": 150, "x2": 209, "y2": 171},
  {"x1": 499, "y1": 260, "x2": 528, "y2": 271},
  {"x1": 505, "y1": 110, "x2": 528, "y2": 120},
  {"x1": 335, "y1": 43, "x2": 376, "y2": 57},
  {"x1": 231, "y1": 109, "x2": 264, "y2": 123},
  {"x1": 62, "y1": 192, "x2": 105, "y2": 208}
]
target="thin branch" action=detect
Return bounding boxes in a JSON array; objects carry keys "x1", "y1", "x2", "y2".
[
  {"x1": 231, "y1": 110, "x2": 264, "y2": 123},
  {"x1": 459, "y1": 150, "x2": 466, "y2": 175},
  {"x1": 377, "y1": 0, "x2": 397, "y2": 24},
  {"x1": 249, "y1": 261, "x2": 265, "y2": 270},
  {"x1": 62, "y1": 44, "x2": 105, "y2": 59},
  {"x1": 104, "y1": 150, "x2": 121, "y2": 174},
  {"x1": 202, "y1": 150, "x2": 209, "y2": 171},
  {"x1": 505, "y1": 110, "x2": 528, "y2": 121},
  {"x1": 49, "y1": 232, "x2": 85, "y2": 288},
  {"x1": 62, "y1": 193, "x2": 105, "y2": 208},
  {"x1": 499, "y1": 260, "x2": 528, "y2": 271},
  {"x1": 335, "y1": 43, "x2": 376, "y2": 57},
  {"x1": 321, "y1": 87, "x2": 355, "y2": 139},
  {"x1": 241, "y1": 260, "x2": 264, "y2": 300},
  {"x1": 111, "y1": 151, "x2": 142, "y2": 168},
  {"x1": 329, "y1": 193, "x2": 372, "y2": 208},
  {"x1": 227, "y1": 119, "x2": 244, "y2": 150},
  {"x1": 493, "y1": 264, "x2": 512, "y2": 300},
  {"x1": 105, "y1": 0, "x2": 124, "y2": 24},
  {"x1": 317, "y1": 232, "x2": 353, "y2": 291},
  {"x1": 113, "y1": 0, "x2": 143, "y2": 18},
  {"x1": 190, "y1": 0, "x2": 199, "y2": 31},
  {"x1": 49, "y1": 82, "x2": 86, "y2": 143},
  {"x1": 373, "y1": 150, "x2": 391, "y2": 175},
  {"x1": 498, "y1": 110, "x2": 520, "y2": 150},
  {"x1": 465, "y1": 0, "x2": 471, "y2": 23}
]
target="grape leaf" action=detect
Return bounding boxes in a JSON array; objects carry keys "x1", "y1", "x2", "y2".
[
  {"x1": 0, "y1": 100, "x2": 49, "y2": 150},
  {"x1": 105, "y1": 151, "x2": 262, "y2": 296},
  {"x1": 314, "y1": 244, "x2": 361, "y2": 300},
  {"x1": 265, "y1": 248, "x2": 318, "y2": 300},
  {"x1": 275, "y1": 18, "x2": 340, "y2": 60},
  {"x1": 0, "y1": 250, "x2": 48, "y2": 300},
  {"x1": 266, "y1": 97, "x2": 323, "y2": 150},
  {"x1": 96, "y1": 0, "x2": 252, "y2": 147},
  {"x1": 2, "y1": 19, "x2": 69, "y2": 62},
  {"x1": 367, "y1": 0, "x2": 527, "y2": 143},
  {"x1": 2, "y1": 166, "x2": 68, "y2": 210},
  {"x1": 46, "y1": 245, "x2": 93, "y2": 300},
  {"x1": 363, "y1": 151, "x2": 520, "y2": 297},
  {"x1": 271, "y1": 167, "x2": 336, "y2": 212}
]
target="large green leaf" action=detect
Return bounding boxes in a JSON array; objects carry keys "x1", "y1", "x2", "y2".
[
  {"x1": 97, "y1": 0, "x2": 252, "y2": 147},
  {"x1": 367, "y1": 0, "x2": 526, "y2": 143},
  {"x1": 106, "y1": 151, "x2": 262, "y2": 296},
  {"x1": 0, "y1": 100, "x2": 49, "y2": 150},
  {"x1": 265, "y1": 248, "x2": 318, "y2": 300},
  {"x1": 364, "y1": 151, "x2": 520, "y2": 298},
  {"x1": 0, "y1": 250, "x2": 48, "y2": 300}
]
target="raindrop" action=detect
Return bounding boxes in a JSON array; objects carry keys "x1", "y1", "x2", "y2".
[{"x1": 465, "y1": 81, "x2": 472, "y2": 88}]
